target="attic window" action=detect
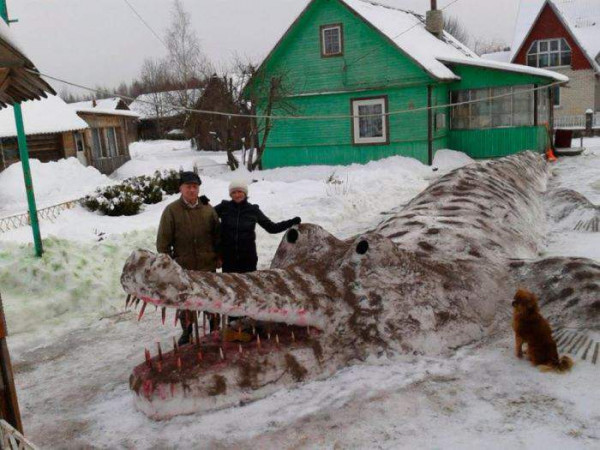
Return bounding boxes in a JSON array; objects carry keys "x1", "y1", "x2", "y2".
[
  {"x1": 321, "y1": 24, "x2": 343, "y2": 57},
  {"x1": 527, "y1": 38, "x2": 571, "y2": 68},
  {"x1": 352, "y1": 97, "x2": 388, "y2": 145}
]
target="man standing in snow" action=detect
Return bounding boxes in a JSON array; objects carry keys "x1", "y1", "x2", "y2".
[{"x1": 156, "y1": 171, "x2": 220, "y2": 345}]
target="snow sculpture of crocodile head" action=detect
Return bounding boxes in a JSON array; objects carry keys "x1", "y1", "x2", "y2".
[{"x1": 121, "y1": 151, "x2": 600, "y2": 420}]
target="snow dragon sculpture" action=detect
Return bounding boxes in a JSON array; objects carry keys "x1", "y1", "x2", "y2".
[{"x1": 121, "y1": 151, "x2": 600, "y2": 420}]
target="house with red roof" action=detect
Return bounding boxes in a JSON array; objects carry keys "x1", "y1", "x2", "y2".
[{"x1": 484, "y1": 0, "x2": 599, "y2": 119}]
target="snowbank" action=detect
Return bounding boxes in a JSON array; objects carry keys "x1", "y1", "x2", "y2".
[
  {"x1": 432, "y1": 149, "x2": 475, "y2": 172},
  {"x1": 1, "y1": 139, "x2": 599, "y2": 447},
  {"x1": 0, "y1": 158, "x2": 114, "y2": 216}
]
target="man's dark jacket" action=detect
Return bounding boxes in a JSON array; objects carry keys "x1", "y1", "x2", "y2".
[{"x1": 214, "y1": 199, "x2": 297, "y2": 273}]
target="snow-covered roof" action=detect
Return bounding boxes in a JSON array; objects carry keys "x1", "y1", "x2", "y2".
[
  {"x1": 70, "y1": 97, "x2": 122, "y2": 111},
  {"x1": 128, "y1": 89, "x2": 202, "y2": 120},
  {"x1": 0, "y1": 19, "x2": 55, "y2": 107},
  {"x1": 440, "y1": 56, "x2": 569, "y2": 82},
  {"x1": 0, "y1": 95, "x2": 89, "y2": 138},
  {"x1": 481, "y1": 51, "x2": 511, "y2": 63},
  {"x1": 70, "y1": 97, "x2": 139, "y2": 118},
  {"x1": 341, "y1": 0, "x2": 475, "y2": 80},
  {"x1": 253, "y1": 0, "x2": 568, "y2": 85},
  {"x1": 510, "y1": 0, "x2": 600, "y2": 72}
]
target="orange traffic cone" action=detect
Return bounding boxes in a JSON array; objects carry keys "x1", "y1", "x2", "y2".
[{"x1": 546, "y1": 148, "x2": 557, "y2": 162}]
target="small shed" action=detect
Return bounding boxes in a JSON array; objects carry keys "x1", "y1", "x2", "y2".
[
  {"x1": 70, "y1": 97, "x2": 139, "y2": 173},
  {"x1": 129, "y1": 89, "x2": 202, "y2": 140},
  {"x1": 0, "y1": 95, "x2": 88, "y2": 171}
]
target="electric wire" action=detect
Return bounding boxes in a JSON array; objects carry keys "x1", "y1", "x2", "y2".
[
  {"x1": 122, "y1": 0, "x2": 169, "y2": 49},
  {"x1": 33, "y1": 69, "x2": 565, "y2": 121}
]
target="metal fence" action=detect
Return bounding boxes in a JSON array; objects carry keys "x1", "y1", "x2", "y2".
[
  {"x1": 555, "y1": 113, "x2": 600, "y2": 130},
  {"x1": 0, "y1": 420, "x2": 37, "y2": 450},
  {"x1": 0, "y1": 199, "x2": 80, "y2": 233}
]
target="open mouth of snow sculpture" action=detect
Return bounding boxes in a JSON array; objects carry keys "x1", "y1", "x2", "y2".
[{"x1": 121, "y1": 151, "x2": 600, "y2": 420}]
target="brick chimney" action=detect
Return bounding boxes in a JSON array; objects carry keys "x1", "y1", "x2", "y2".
[{"x1": 426, "y1": 0, "x2": 444, "y2": 38}]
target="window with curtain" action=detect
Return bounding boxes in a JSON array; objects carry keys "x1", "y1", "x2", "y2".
[
  {"x1": 321, "y1": 24, "x2": 343, "y2": 56},
  {"x1": 451, "y1": 85, "x2": 535, "y2": 130},
  {"x1": 351, "y1": 97, "x2": 387, "y2": 144}
]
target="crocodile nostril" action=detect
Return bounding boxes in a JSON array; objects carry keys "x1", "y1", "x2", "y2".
[
  {"x1": 286, "y1": 229, "x2": 299, "y2": 244},
  {"x1": 356, "y1": 240, "x2": 369, "y2": 255}
]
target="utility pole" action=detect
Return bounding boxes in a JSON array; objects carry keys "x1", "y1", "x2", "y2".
[
  {"x1": 14, "y1": 104, "x2": 43, "y2": 256},
  {"x1": 1, "y1": 1, "x2": 43, "y2": 256}
]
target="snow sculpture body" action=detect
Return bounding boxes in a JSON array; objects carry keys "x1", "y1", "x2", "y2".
[{"x1": 121, "y1": 151, "x2": 600, "y2": 419}]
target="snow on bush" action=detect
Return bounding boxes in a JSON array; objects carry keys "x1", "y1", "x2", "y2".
[{"x1": 81, "y1": 169, "x2": 187, "y2": 216}]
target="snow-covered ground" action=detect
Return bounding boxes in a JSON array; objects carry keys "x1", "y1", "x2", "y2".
[{"x1": 0, "y1": 140, "x2": 598, "y2": 449}]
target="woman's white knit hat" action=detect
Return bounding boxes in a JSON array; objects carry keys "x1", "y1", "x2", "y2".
[{"x1": 229, "y1": 179, "x2": 248, "y2": 195}]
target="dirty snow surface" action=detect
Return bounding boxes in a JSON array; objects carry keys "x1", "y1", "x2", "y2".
[{"x1": 1, "y1": 141, "x2": 599, "y2": 449}]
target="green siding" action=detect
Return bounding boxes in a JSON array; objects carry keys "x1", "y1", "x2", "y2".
[
  {"x1": 449, "y1": 126, "x2": 549, "y2": 158},
  {"x1": 262, "y1": 85, "x2": 434, "y2": 168},
  {"x1": 251, "y1": 0, "x2": 432, "y2": 98},
  {"x1": 250, "y1": 0, "x2": 558, "y2": 168},
  {"x1": 448, "y1": 64, "x2": 553, "y2": 90}
]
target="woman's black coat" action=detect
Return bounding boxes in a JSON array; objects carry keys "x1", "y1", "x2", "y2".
[{"x1": 214, "y1": 199, "x2": 298, "y2": 273}]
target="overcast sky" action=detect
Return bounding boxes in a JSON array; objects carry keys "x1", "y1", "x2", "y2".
[{"x1": 8, "y1": 0, "x2": 521, "y2": 96}]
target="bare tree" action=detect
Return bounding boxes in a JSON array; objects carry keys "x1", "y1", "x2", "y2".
[
  {"x1": 473, "y1": 38, "x2": 510, "y2": 56},
  {"x1": 165, "y1": 0, "x2": 210, "y2": 125},
  {"x1": 242, "y1": 66, "x2": 297, "y2": 171},
  {"x1": 140, "y1": 57, "x2": 172, "y2": 136},
  {"x1": 444, "y1": 15, "x2": 470, "y2": 46}
]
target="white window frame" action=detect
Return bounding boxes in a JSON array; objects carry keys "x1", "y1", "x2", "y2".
[
  {"x1": 321, "y1": 24, "x2": 343, "y2": 57},
  {"x1": 527, "y1": 38, "x2": 572, "y2": 68},
  {"x1": 352, "y1": 97, "x2": 388, "y2": 145}
]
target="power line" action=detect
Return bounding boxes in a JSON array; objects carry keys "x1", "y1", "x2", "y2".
[
  {"x1": 122, "y1": 0, "x2": 169, "y2": 50},
  {"x1": 33, "y1": 69, "x2": 565, "y2": 121}
]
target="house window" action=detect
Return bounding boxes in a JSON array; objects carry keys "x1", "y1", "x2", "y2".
[
  {"x1": 552, "y1": 86, "x2": 561, "y2": 107},
  {"x1": 74, "y1": 132, "x2": 85, "y2": 153},
  {"x1": 91, "y1": 129, "x2": 105, "y2": 158},
  {"x1": 105, "y1": 127, "x2": 120, "y2": 157},
  {"x1": 321, "y1": 24, "x2": 343, "y2": 57},
  {"x1": 451, "y1": 85, "x2": 534, "y2": 130},
  {"x1": 352, "y1": 97, "x2": 388, "y2": 145},
  {"x1": 434, "y1": 113, "x2": 446, "y2": 131},
  {"x1": 527, "y1": 38, "x2": 571, "y2": 68}
]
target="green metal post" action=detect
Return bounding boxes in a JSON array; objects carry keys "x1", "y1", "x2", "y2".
[
  {"x1": 13, "y1": 103, "x2": 43, "y2": 256},
  {"x1": 0, "y1": 0, "x2": 7, "y2": 23}
]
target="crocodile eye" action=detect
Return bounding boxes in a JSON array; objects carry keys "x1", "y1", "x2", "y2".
[
  {"x1": 287, "y1": 229, "x2": 299, "y2": 244},
  {"x1": 356, "y1": 240, "x2": 369, "y2": 255}
]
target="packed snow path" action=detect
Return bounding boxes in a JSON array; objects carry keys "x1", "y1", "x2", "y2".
[{"x1": 0, "y1": 140, "x2": 599, "y2": 448}]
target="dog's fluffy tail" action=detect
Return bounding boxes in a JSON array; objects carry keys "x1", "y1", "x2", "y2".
[{"x1": 539, "y1": 355, "x2": 574, "y2": 373}]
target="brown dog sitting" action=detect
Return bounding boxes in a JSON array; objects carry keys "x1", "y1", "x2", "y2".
[{"x1": 512, "y1": 289, "x2": 573, "y2": 373}]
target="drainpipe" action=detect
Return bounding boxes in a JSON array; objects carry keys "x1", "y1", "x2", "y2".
[
  {"x1": 427, "y1": 85, "x2": 434, "y2": 165},
  {"x1": 426, "y1": 0, "x2": 444, "y2": 38},
  {"x1": 14, "y1": 104, "x2": 43, "y2": 256}
]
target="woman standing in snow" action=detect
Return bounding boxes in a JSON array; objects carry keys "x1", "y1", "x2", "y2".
[{"x1": 214, "y1": 179, "x2": 301, "y2": 273}]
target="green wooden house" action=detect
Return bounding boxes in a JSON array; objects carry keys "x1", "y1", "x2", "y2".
[{"x1": 245, "y1": 0, "x2": 568, "y2": 168}]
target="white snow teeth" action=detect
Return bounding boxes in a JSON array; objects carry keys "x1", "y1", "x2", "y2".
[{"x1": 126, "y1": 294, "x2": 321, "y2": 387}]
